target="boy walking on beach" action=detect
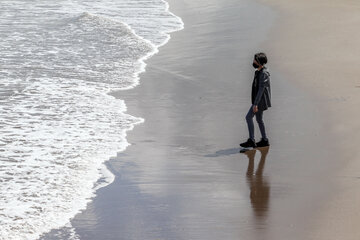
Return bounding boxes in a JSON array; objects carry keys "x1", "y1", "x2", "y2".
[{"x1": 240, "y1": 52, "x2": 271, "y2": 149}]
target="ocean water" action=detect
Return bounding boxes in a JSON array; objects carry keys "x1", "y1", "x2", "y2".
[{"x1": 0, "y1": 1, "x2": 183, "y2": 239}]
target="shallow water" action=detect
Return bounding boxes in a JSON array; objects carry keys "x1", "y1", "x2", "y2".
[
  {"x1": 0, "y1": 1, "x2": 182, "y2": 239},
  {"x1": 62, "y1": 0, "x2": 341, "y2": 239}
]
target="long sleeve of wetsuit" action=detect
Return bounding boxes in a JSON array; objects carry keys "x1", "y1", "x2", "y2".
[{"x1": 253, "y1": 71, "x2": 269, "y2": 106}]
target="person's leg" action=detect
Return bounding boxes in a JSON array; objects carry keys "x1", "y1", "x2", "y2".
[
  {"x1": 255, "y1": 110, "x2": 268, "y2": 141},
  {"x1": 245, "y1": 106, "x2": 255, "y2": 141}
]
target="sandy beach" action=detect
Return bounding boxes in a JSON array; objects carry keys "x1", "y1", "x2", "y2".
[
  {"x1": 39, "y1": 0, "x2": 360, "y2": 239},
  {"x1": 260, "y1": 0, "x2": 360, "y2": 239}
]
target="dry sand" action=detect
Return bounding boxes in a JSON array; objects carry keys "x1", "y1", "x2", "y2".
[{"x1": 260, "y1": 0, "x2": 360, "y2": 238}]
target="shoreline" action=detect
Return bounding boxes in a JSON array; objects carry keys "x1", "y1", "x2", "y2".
[
  {"x1": 37, "y1": 1, "x2": 183, "y2": 239},
  {"x1": 40, "y1": 0, "x2": 359, "y2": 239}
]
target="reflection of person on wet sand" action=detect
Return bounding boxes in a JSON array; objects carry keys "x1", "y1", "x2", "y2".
[{"x1": 245, "y1": 147, "x2": 270, "y2": 218}]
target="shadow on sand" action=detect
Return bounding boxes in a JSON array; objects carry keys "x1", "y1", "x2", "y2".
[
  {"x1": 204, "y1": 148, "x2": 241, "y2": 157},
  {"x1": 205, "y1": 146, "x2": 271, "y2": 219}
]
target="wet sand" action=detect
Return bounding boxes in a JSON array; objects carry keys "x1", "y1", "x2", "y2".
[
  {"x1": 42, "y1": 0, "x2": 357, "y2": 239},
  {"x1": 260, "y1": 0, "x2": 360, "y2": 239}
]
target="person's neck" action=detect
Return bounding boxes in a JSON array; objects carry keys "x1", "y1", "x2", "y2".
[{"x1": 257, "y1": 65, "x2": 264, "y2": 70}]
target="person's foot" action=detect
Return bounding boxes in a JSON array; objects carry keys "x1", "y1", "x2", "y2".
[
  {"x1": 256, "y1": 138, "x2": 270, "y2": 147},
  {"x1": 240, "y1": 138, "x2": 257, "y2": 148}
]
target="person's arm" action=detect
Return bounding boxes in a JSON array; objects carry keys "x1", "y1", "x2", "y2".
[{"x1": 253, "y1": 71, "x2": 269, "y2": 107}]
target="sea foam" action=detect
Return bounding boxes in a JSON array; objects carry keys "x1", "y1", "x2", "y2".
[{"x1": 0, "y1": 0, "x2": 183, "y2": 239}]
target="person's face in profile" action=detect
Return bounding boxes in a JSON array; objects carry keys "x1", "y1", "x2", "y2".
[{"x1": 253, "y1": 59, "x2": 261, "y2": 69}]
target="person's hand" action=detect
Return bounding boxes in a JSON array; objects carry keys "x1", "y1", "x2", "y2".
[{"x1": 253, "y1": 105, "x2": 258, "y2": 113}]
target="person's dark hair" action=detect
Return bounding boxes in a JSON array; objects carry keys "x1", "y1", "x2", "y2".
[{"x1": 254, "y1": 52, "x2": 268, "y2": 66}]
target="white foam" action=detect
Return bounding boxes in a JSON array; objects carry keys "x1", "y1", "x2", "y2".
[{"x1": 0, "y1": 0, "x2": 183, "y2": 239}]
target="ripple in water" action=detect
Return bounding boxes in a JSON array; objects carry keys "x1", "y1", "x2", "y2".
[{"x1": 0, "y1": 1, "x2": 183, "y2": 239}]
